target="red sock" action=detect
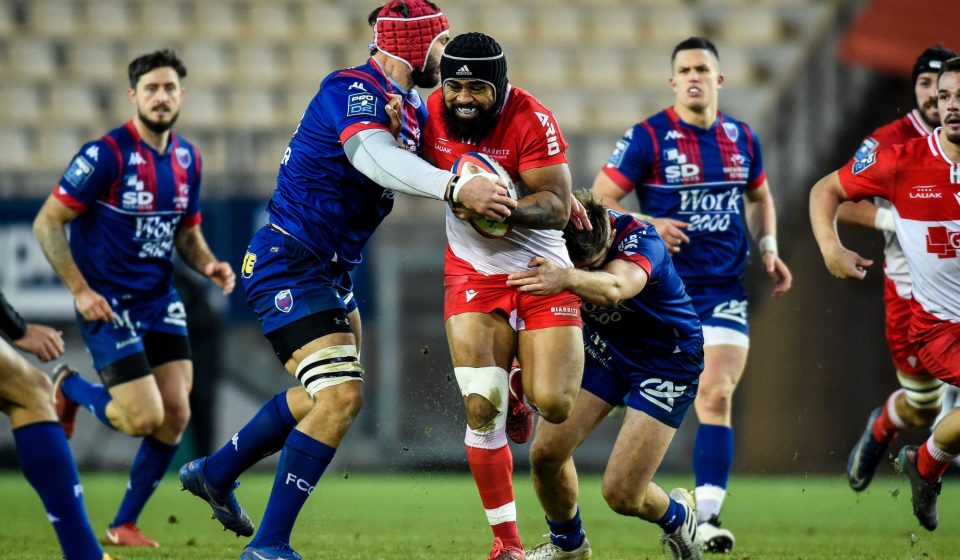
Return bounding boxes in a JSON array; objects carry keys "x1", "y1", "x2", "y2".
[
  {"x1": 871, "y1": 394, "x2": 901, "y2": 444},
  {"x1": 466, "y1": 444, "x2": 521, "y2": 549},
  {"x1": 917, "y1": 441, "x2": 951, "y2": 484}
]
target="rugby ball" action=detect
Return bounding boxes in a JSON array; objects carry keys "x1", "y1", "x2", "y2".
[{"x1": 451, "y1": 152, "x2": 518, "y2": 239}]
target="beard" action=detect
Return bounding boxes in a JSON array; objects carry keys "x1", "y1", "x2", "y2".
[
  {"x1": 411, "y1": 58, "x2": 441, "y2": 89},
  {"x1": 138, "y1": 106, "x2": 179, "y2": 134},
  {"x1": 920, "y1": 100, "x2": 940, "y2": 128},
  {"x1": 442, "y1": 103, "x2": 499, "y2": 143}
]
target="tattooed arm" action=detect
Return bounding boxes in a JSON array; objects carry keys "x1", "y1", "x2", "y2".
[{"x1": 506, "y1": 163, "x2": 573, "y2": 230}]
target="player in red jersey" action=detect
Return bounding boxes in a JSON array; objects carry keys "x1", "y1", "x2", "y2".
[
  {"x1": 811, "y1": 56, "x2": 960, "y2": 532},
  {"x1": 839, "y1": 46, "x2": 958, "y2": 492},
  {"x1": 421, "y1": 32, "x2": 584, "y2": 560}
]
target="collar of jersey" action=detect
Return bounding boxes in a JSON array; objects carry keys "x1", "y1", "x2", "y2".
[{"x1": 666, "y1": 106, "x2": 720, "y2": 135}]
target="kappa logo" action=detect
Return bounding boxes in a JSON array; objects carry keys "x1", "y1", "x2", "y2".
[
  {"x1": 85, "y1": 145, "x2": 99, "y2": 161},
  {"x1": 926, "y1": 226, "x2": 960, "y2": 258},
  {"x1": 128, "y1": 152, "x2": 147, "y2": 166},
  {"x1": 231, "y1": 433, "x2": 239, "y2": 450},
  {"x1": 456, "y1": 64, "x2": 471, "y2": 76},
  {"x1": 712, "y1": 299, "x2": 748, "y2": 325},
  {"x1": 348, "y1": 81, "x2": 366, "y2": 91},
  {"x1": 638, "y1": 378, "x2": 687, "y2": 412},
  {"x1": 465, "y1": 289, "x2": 479, "y2": 302},
  {"x1": 664, "y1": 130, "x2": 684, "y2": 141}
]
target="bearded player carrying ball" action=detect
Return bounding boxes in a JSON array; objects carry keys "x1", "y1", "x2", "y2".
[{"x1": 421, "y1": 32, "x2": 585, "y2": 560}]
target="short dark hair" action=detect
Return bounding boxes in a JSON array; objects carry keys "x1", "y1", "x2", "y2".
[
  {"x1": 671, "y1": 36, "x2": 720, "y2": 64},
  {"x1": 563, "y1": 191, "x2": 612, "y2": 267},
  {"x1": 938, "y1": 57, "x2": 960, "y2": 81},
  {"x1": 128, "y1": 49, "x2": 187, "y2": 89}
]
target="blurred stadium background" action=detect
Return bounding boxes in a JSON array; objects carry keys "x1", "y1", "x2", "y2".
[{"x1": 0, "y1": 0, "x2": 958, "y2": 479}]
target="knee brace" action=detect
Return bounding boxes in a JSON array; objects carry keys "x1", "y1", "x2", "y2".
[
  {"x1": 454, "y1": 366, "x2": 508, "y2": 430},
  {"x1": 897, "y1": 372, "x2": 946, "y2": 410},
  {"x1": 296, "y1": 345, "x2": 364, "y2": 397}
]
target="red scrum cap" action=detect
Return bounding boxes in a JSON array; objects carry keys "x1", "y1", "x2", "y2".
[{"x1": 374, "y1": 0, "x2": 450, "y2": 72}]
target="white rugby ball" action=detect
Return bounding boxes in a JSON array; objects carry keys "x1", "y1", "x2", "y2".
[{"x1": 451, "y1": 152, "x2": 518, "y2": 238}]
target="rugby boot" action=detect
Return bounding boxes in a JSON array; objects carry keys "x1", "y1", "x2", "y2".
[
  {"x1": 660, "y1": 488, "x2": 702, "y2": 560},
  {"x1": 103, "y1": 522, "x2": 159, "y2": 548},
  {"x1": 525, "y1": 537, "x2": 591, "y2": 559},
  {"x1": 489, "y1": 537, "x2": 525, "y2": 560},
  {"x1": 51, "y1": 364, "x2": 80, "y2": 439},
  {"x1": 896, "y1": 445, "x2": 942, "y2": 531},
  {"x1": 240, "y1": 544, "x2": 302, "y2": 560},
  {"x1": 697, "y1": 516, "x2": 734, "y2": 553},
  {"x1": 847, "y1": 407, "x2": 887, "y2": 491},
  {"x1": 506, "y1": 360, "x2": 534, "y2": 444},
  {"x1": 179, "y1": 457, "x2": 254, "y2": 536}
]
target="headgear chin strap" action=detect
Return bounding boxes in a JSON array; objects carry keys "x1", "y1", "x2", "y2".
[
  {"x1": 374, "y1": 0, "x2": 450, "y2": 73},
  {"x1": 440, "y1": 32, "x2": 509, "y2": 114}
]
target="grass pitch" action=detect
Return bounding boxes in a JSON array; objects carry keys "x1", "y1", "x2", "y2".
[{"x1": 1, "y1": 471, "x2": 958, "y2": 559}]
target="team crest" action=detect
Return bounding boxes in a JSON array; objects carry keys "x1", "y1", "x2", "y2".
[
  {"x1": 175, "y1": 147, "x2": 192, "y2": 168},
  {"x1": 275, "y1": 289, "x2": 294, "y2": 313},
  {"x1": 722, "y1": 122, "x2": 739, "y2": 142}
]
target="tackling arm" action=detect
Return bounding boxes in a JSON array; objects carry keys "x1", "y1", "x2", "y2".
[{"x1": 506, "y1": 257, "x2": 648, "y2": 306}]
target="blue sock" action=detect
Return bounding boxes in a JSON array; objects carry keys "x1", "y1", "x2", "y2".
[
  {"x1": 61, "y1": 373, "x2": 114, "y2": 430},
  {"x1": 204, "y1": 391, "x2": 298, "y2": 490},
  {"x1": 112, "y1": 436, "x2": 178, "y2": 527},
  {"x1": 249, "y1": 429, "x2": 336, "y2": 549},
  {"x1": 547, "y1": 509, "x2": 585, "y2": 552},
  {"x1": 14, "y1": 422, "x2": 104, "y2": 560},
  {"x1": 656, "y1": 497, "x2": 686, "y2": 533},
  {"x1": 693, "y1": 424, "x2": 734, "y2": 489}
]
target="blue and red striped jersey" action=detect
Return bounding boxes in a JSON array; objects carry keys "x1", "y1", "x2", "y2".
[
  {"x1": 268, "y1": 58, "x2": 429, "y2": 268},
  {"x1": 601, "y1": 107, "x2": 766, "y2": 283},
  {"x1": 584, "y1": 210, "x2": 703, "y2": 368},
  {"x1": 54, "y1": 120, "x2": 202, "y2": 300}
]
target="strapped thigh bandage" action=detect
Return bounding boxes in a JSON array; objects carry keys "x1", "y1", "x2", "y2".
[
  {"x1": 897, "y1": 372, "x2": 946, "y2": 410},
  {"x1": 296, "y1": 345, "x2": 364, "y2": 397}
]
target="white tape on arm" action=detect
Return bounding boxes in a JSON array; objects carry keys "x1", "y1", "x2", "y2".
[
  {"x1": 758, "y1": 234, "x2": 778, "y2": 255},
  {"x1": 873, "y1": 207, "x2": 896, "y2": 232}
]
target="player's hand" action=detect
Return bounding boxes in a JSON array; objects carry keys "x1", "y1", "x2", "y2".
[
  {"x1": 649, "y1": 217, "x2": 689, "y2": 254},
  {"x1": 384, "y1": 94, "x2": 403, "y2": 137},
  {"x1": 14, "y1": 323, "x2": 65, "y2": 362},
  {"x1": 569, "y1": 193, "x2": 592, "y2": 231},
  {"x1": 822, "y1": 245, "x2": 873, "y2": 281},
  {"x1": 75, "y1": 288, "x2": 113, "y2": 322},
  {"x1": 456, "y1": 175, "x2": 518, "y2": 221},
  {"x1": 763, "y1": 252, "x2": 793, "y2": 297},
  {"x1": 506, "y1": 256, "x2": 567, "y2": 295},
  {"x1": 451, "y1": 205, "x2": 483, "y2": 222},
  {"x1": 205, "y1": 261, "x2": 236, "y2": 295}
]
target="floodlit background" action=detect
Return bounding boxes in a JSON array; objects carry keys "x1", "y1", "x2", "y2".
[{"x1": 0, "y1": 0, "x2": 958, "y2": 477}]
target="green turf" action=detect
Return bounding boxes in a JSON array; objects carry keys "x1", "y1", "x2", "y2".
[{"x1": 2, "y1": 471, "x2": 958, "y2": 559}]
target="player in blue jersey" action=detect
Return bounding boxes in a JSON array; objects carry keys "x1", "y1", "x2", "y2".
[
  {"x1": 176, "y1": 3, "x2": 515, "y2": 559},
  {"x1": 591, "y1": 37, "x2": 792, "y2": 553},
  {"x1": 0, "y1": 291, "x2": 112, "y2": 560},
  {"x1": 507, "y1": 192, "x2": 705, "y2": 560},
  {"x1": 33, "y1": 50, "x2": 235, "y2": 549}
]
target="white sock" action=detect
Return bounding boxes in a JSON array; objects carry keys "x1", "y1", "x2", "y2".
[{"x1": 695, "y1": 484, "x2": 726, "y2": 522}]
